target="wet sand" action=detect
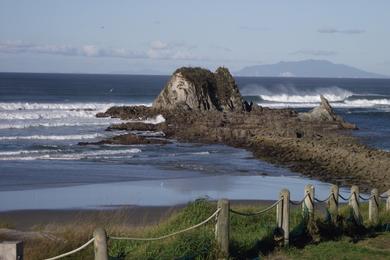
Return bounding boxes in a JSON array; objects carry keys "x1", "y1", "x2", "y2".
[{"x1": 0, "y1": 175, "x2": 351, "y2": 211}]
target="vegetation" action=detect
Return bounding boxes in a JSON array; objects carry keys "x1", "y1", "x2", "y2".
[{"x1": 5, "y1": 199, "x2": 390, "y2": 259}]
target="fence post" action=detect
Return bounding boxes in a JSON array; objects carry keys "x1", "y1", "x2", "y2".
[
  {"x1": 216, "y1": 199, "x2": 229, "y2": 258},
  {"x1": 303, "y1": 184, "x2": 314, "y2": 221},
  {"x1": 349, "y1": 185, "x2": 361, "y2": 224},
  {"x1": 328, "y1": 184, "x2": 339, "y2": 221},
  {"x1": 0, "y1": 241, "x2": 23, "y2": 260},
  {"x1": 93, "y1": 228, "x2": 108, "y2": 260},
  {"x1": 280, "y1": 189, "x2": 290, "y2": 246},
  {"x1": 276, "y1": 197, "x2": 282, "y2": 229},
  {"x1": 387, "y1": 189, "x2": 390, "y2": 212},
  {"x1": 369, "y1": 188, "x2": 379, "y2": 225}
]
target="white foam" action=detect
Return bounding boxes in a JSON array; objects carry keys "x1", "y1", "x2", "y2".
[
  {"x1": 0, "y1": 102, "x2": 151, "y2": 111},
  {"x1": 259, "y1": 93, "x2": 351, "y2": 103},
  {"x1": 257, "y1": 98, "x2": 390, "y2": 109},
  {"x1": 0, "y1": 150, "x2": 59, "y2": 156},
  {"x1": 0, "y1": 148, "x2": 142, "y2": 161},
  {"x1": 0, "y1": 133, "x2": 104, "y2": 141},
  {"x1": 344, "y1": 99, "x2": 390, "y2": 106},
  {"x1": 0, "y1": 109, "x2": 98, "y2": 120},
  {"x1": 192, "y1": 151, "x2": 210, "y2": 155},
  {"x1": 142, "y1": 115, "x2": 166, "y2": 124},
  {"x1": 0, "y1": 120, "x2": 119, "y2": 129}
]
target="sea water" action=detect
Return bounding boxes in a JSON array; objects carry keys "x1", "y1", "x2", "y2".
[{"x1": 0, "y1": 73, "x2": 389, "y2": 210}]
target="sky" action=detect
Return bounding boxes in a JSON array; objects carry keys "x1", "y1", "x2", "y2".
[{"x1": 0, "y1": 0, "x2": 389, "y2": 75}]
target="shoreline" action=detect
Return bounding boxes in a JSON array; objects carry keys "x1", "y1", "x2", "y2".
[{"x1": 98, "y1": 106, "x2": 390, "y2": 193}]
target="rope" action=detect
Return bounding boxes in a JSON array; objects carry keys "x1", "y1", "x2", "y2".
[
  {"x1": 351, "y1": 192, "x2": 361, "y2": 207},
  {"x1": 379, "y1": 194, "x2": 389, "y2": 199},
  {"x1": 358, "y1": 194, "x2": 371, "y2": 201},
  {"x1": 289, "y1": 194, "x2": 308, "y2": 206},
  {"x1": 374, "y1": 195, "x2": 380, "y2": 208},
  {"x1": 44, "y1": 238, "x2": 95, "y2": 260},
  {"x1": 229, "y1": 199, "x2": 282, "y2": 216},
  {"x1": 314, "y1": 194, "x2": 332, "y2": 203},
  {"x1": 338, "y1": 193, "x2": 351, "y2": 201},
  {"x1": 110, "y1": 208, "x2": 220, "y2": 241}
]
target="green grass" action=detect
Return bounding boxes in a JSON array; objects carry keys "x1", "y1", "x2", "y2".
[
  {"x1": 13, "y1": 199, "x2": 390, "y2": 260},
  {"x1": 283, "y1": 234, "x2": 390, "y2": 260}
]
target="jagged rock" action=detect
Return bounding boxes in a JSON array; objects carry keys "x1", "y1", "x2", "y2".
[
  {"x1": 107, "y1": 122, "x2": 162, "y2": 131},
  {"x1": 152, "y1": 67, "x2": 245, "y2": 112},
  {"x1": 298, "y1": 95, "x2": 357, "y2": 129}
]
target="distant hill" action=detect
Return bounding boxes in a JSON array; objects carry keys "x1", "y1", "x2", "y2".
[{"x1": 235, "y1": 60, "x2": 387, "y2": 78}]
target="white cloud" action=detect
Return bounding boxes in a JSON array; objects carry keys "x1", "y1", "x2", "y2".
[
  {"x1": 146, "y1": 40, "x2": 198, "y2": 60},
  {"x1": 0, "y1": 40, "x2": 199, "y2": 61},
  {"x1": 0, "y1": 40, "x2": 146, "y2": 59},
  {"x1": 317, "y1": 28, "x2": 365, "y2": 34},
  {"x1": 150, "y1": 40, "x2": 168, "y2": 50}
]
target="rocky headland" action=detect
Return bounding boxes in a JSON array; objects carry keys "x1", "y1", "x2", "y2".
[{"x1": 95, "y1": 67, "x2": 390, "y2": 192}]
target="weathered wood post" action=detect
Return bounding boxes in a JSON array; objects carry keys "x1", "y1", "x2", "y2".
[
  {"x1": 280, "y1": 189, "x2": 290, "y2": 246},
  {"x1": 349, "y1": 185, "x2": 361, "y2": 224},
  {"x1": 216, "y1": 199, "x2": 229, "y2": 258},
  {"x1": 328, "y1": 184, "x2": 339, "y2": 221},
  {"x1": 387, "y1": 190, "x2": 390, "y2": 212},
  {"x1": 93, "y1": 228, "x2": 108, "y2": 260},
  {"x1": 276, "y1": 197, "x2": 282, "y2": 229},
  {"x1": 303, "y1": 184, "x2": 314, "y2": 221},
  {"x1": 369, "y1": 188, "x2": 379, "y2": 225},
  {"x1": 0, "y1": 241, "x2": 23, "y2": 260}
]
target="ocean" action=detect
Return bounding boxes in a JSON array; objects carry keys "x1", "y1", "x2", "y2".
[{"x1": 0, "y1": 73, "x2": 389, "y2": 210}]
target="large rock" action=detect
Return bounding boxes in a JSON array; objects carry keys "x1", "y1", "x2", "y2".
[
  {"x1": 152, "y1": 67, "x2": 245, "y2": 112},
  {"x1": 298, "y1": 95, "x2": 356, "y2": 129}
]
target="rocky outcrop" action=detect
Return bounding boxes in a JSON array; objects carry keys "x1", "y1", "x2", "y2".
[
  {"x1": 298, "y1": 95, "x2": 357, "y2": 129},
  {"x1": 94, "y1": 66, "x2": 390, "y2": 192},
  {"x1": 152, "y1": 67, "x2": 245, "y2": 112}
]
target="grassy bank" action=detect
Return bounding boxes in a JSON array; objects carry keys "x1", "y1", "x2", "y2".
[{"x1": 4, "y1": 199, "x2": 390, "y2": 259}]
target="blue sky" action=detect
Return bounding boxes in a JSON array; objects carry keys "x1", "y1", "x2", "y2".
[{"x1": 0, "y1": 0, "x2": 389, "y2": 75}]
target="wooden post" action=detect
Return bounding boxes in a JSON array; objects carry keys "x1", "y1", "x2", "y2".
[
  {"x1": 276, "y1": 197, "x2": 282, "y2": 229},
  {"x1": 93, "y1": 228, "x2": 108, "y2": 260},
  {"x1": 280, "y1": 189, "x2": 290, "y2": 246},
  {"x1": 303, "y1": 184, "x2": 314, "y2": 221},
  {"x1": 369, "y1": 188, "x2": 379, "y2": 225},
  {"x1": 349, "y1": 185, "x2": 361, "y2": 224},
  {"x1": 216, "y1": 199, "x2": 229, "y2": 258},
  {"x1": 0, "y1": 241, "x2": 23, "y2": 260},
  {"x1": 387, "y1": 190, "x2": 390, "y2": 212},
  {"x1": 328, "y1": 184, "x2": 339, "y2": 221}
]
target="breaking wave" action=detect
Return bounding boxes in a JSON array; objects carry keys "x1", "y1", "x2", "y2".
[
  {"x1": 0, "y1": 120, "x2": 122, "y2": 129},
  {"x1": 0, "y1": 133, "x2": 105, "y2": 141},
  {"x1": 241, "y1": 85, "x2": 390, "y2": 109},
  {"x1": 0, "y1": 148, "x2": 142, "y2": 161},
  {"x1": 0, "y1": 102, "x2": 151, "y2": 111}
]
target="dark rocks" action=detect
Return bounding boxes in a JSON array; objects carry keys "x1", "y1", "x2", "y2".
[
  {"x1": 107, "y1": 122, "x2": 164, "y2": 132},
  {"x1": 152, "y1": 67, "x2": 246, "y2": 112},
  {"x1": 298, "y1": 95, "x2": 357, "y2": 129},
  {"x1": 96, "y1": 105, "x2": 158, "y2": 120}
]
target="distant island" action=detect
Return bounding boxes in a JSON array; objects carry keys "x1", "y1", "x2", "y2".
[{"x1": 235, "y1": 59, "x2": 387, "y2": 78}]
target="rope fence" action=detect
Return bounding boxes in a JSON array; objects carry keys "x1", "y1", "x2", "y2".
[
  {"x1": 110, "y1": 208, "x2": 220, "y2": 241},
  {"x1": 338, "y1": 193, "x2": 352, "y2": 201},
  {"x1": 289, "y1": 193, "x2": 308, "y2": 205},
  {"x1": 3, "y1": 185, "x2": 388, "y2": 260},
  {"x1": 43, "y1": 238, "x2": 95, "y2": 260},
  {"x1": 229, "y1": 199, "x2": 281, "y2": 216}
]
